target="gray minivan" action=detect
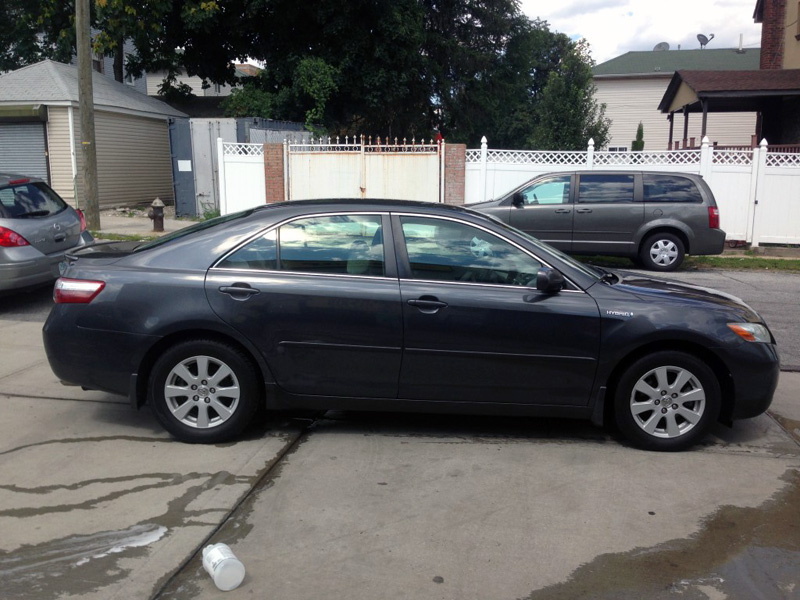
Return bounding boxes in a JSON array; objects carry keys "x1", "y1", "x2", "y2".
[{"x1": 472, "y1": 171, "x2": 726, "y2": 271}]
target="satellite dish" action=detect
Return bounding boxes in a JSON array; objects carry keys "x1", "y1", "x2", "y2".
[
  {"x1": 697, "y1": 33, "x2": 715, "y2": 49},
  {"x1": 653, "y1": 42, "x2": 670, "y2": 51}
]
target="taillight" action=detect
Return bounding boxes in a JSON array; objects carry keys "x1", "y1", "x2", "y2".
[
  {"x1": 75, "y1": 208, "x2": 87, "y2": 232},
  {"x1": 7, "y1": 178, "x2": 30, "y2": 185},
  {"x1": 0, "y1": 227, "x2": 30, "y2": 247},
  {"x1": 708, "y1": 207, "x2": 720, "y2": 229},
  {"x1": 54, "y1": 278, "x2": 105, "y2": 304}
]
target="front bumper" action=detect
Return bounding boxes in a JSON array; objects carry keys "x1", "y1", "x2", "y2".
[{"x1": 722, "y1": 341, "x2": 780, "y2": 420}]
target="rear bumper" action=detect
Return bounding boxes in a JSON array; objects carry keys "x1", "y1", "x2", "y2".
[
  {"x1": 0, "y1": 231, "x2": 94, "y2": 292},
  {"x1": 43, "y1": 308, "x2": 159, "y2": 398},
  {"x1": 690, "y1": 228, "x2": 726, "y2": 256}
]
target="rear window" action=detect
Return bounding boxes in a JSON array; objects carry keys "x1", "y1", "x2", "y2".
[
  {"x1": 0, "y1": 182, "x2": 68, "y2": 219},
  {"x1": 643, "y1": 175, "x2": 703, "y2": 203},
  {"x1": 577, "y1": 174, "x2": 635, "y2": 204}
]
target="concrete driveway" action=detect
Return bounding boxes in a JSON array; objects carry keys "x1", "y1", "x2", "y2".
[{"x1": 0, "y1": 314, "x2": 798, "y2": 600}]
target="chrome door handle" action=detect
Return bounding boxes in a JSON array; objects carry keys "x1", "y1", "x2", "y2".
[
  {"x1": 576, "y1": 208, "x2": 593, "y2": 214},
  {"x1": 554, "y1": 208, "x2": 571, "y2": 214}
]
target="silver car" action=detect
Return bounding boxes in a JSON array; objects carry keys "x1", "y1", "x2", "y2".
[{"x1": 0, "y1": 173, "x2": 94, "y2": 293}]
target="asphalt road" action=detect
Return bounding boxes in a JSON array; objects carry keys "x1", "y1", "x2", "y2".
[{"x1": 5, "y1": 269, "x2": 799, "y2": 368}]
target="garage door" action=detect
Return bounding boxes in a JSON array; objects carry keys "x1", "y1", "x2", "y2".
[{"x1": 0, "y1": 122, "x2": 49, "y2": 181}]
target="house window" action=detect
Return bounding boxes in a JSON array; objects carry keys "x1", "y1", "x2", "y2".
[
  {"x1": 124, "y1": 71, "x2": 135, "y2": 86},
  {"x1": 607, "y1": 146, "x2": 628, "y2": 152},
  {"x1": 214, "y1": 83, "x2": 221, "y2": 93}
]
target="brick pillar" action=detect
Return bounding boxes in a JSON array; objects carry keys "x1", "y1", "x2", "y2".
[
  {"x1": 759, "y1": 0, "x2": 787, "y2": 69},
  {"x1": 264, "y1": 143, "x2": 285, "y2": 204},
  {"x1": 443, "y1": 143, "x2": 466, "y2": 205}
]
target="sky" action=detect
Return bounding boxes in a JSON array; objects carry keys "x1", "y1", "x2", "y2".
[{"x1": 519, "y1": 0, "x2": 763, "y2": 64}]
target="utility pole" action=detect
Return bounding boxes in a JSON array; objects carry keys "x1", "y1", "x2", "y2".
[{"x1": 76, "y1": 0, "x2": 100, "y2": 230}]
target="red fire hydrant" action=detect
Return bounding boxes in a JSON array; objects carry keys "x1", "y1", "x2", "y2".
[{"x1": 148, "y1": 197, "x2": 165, "y2": 232}]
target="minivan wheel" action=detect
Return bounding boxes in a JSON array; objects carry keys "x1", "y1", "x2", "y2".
[
  {"x1": 613, "y1": 351, "x2": 721, "y2": 451},
  {"x1": 640, "y1": 232, "x2": 685, "y2": 271},
  {"x1": 149, "y1": 340, "x2": 260, "y2": 443}
]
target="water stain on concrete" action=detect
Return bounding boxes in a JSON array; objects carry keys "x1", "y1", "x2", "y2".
[{"x1": 522, "y1": 469, "x2": 800, "y2": 600}]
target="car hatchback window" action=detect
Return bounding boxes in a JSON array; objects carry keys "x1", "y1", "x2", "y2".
[
  {"x1": 577, "y1": 174, "x2": 635, "y2": 204},
  {"x1": 0, "y1": 182, "x2": 67, "y2": 218},
  {"x1": 643, "y1": 175, "x2": 703, "y2": 203},
  {"x1": 400, "y1": 216, "x2": 541, "y2": 285}
]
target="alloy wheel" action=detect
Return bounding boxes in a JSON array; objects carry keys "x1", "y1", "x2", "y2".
[
  {"x1": 163, "y1": 355, "x2": 241, "y2": 429},
  {"x1": 628, "y1": 365, "x2": 706, "y2": 439}
]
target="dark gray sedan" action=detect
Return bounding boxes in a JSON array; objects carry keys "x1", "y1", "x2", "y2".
[
  {"x1": 43, "y1": 200, "x2": 778, "y2": 451},
  {"x1": 0, "y1": 173, "x2": 94, "y2": 293}
]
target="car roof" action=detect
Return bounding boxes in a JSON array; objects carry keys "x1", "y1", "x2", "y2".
[{"x1": 0, "y1": 173, "x2": 45, "y2": 186}]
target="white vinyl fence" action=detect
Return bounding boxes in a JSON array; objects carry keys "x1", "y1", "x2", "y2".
[
  {"x1": 217, "y1": 140, "x2": 266, "y2": 215},
  {"x1": 466, "y1": 137, "x2": 800, "y2": 246}
]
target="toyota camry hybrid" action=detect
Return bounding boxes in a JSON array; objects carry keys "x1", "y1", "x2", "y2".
[{"x1": 43, "y1": 200, "x2": 779, "y2": 451}]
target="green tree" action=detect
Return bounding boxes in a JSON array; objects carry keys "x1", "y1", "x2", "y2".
[
  {"x1": 526, "y1": 40, "x2": 610, "y2": 150},
  {"x1": 631, "y1": 121, "x2": 645, "y2": 151}
]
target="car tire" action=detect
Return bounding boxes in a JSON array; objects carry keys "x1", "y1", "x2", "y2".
[
  {"x1": 149, "y1": 339, "x2": 260, "y2": 443},
  {"x1": 640, "y1": 232, "x2": 685, "y2": 271},
  {"x1": 613, "y1": 351, "x2": 721, "y2": 451}
]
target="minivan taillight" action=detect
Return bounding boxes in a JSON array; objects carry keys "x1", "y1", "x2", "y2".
[
  {"x1": 0, "y1": 227, "x2": 30, "y2": 247},
  {"x1": 708, "y1": 207, "x2": 720, "y2": 229},
  {"x1": 75, "y1": 208, "x2": 87, "y2": 232},
  {"x1": 54, "y1": 278, "x2": 105, "y2": 304}
]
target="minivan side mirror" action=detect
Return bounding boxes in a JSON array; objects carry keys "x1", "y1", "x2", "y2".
[
  {"x1": 511, "y1": 192, "x2": 524, "y2": 207},
  {"x1": 536, "y1": 268, "x2": 564, "y2": 294}
]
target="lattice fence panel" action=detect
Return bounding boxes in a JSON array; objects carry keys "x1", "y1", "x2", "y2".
[
  {"x1": 484, "y1": 150, "x2": 587, "y2": 165},
  {"x1": 712, "y1": 150, "x2": 753, "y2": 166},
  {"x1": 766, "y1": 152, "x2": 800, "y2": 168},
  {"x1": 223, "y1": 143, "x2": 264, "y2": 157}
]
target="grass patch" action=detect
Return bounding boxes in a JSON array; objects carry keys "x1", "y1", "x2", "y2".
[
  {"x1": 89, "y1": 232, "x2": 158, "y2": 243},
  {"x1": 575, "y1": 254, "x2": 800, "y2": 273}
]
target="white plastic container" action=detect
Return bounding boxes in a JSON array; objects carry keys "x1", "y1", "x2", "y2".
[{"x1": 202, "y1": 543, "x2": 246, "y2": 591}]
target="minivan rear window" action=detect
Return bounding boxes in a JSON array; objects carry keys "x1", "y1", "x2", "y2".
[
  {"x1": 643, "y1": 175, "x2": 703, "y2": 203},
  {"x1": 577, "y1": 174, "x2": 634, "y2": 203}
]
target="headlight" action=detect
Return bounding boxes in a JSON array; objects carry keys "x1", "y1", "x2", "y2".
[{"x1": 728, "y1": 323, "x2": 772, "y2": 343}]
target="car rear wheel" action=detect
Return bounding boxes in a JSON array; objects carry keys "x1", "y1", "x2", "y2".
[
  {"x1": 149, "y1": 340, "x2": 260, "y2": 443},
  {"x1": 640, "y1": 232, "x2": 685, "y2": 271},
  {"x1": 613, "y1": 351, "x2": 721, "y2": 451}
]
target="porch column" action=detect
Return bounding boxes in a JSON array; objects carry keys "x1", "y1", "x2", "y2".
[
  {"x1": 682, "y1": 107, "x2": 689, "y2": 147},
  {"x1": 701, "y1": 99, "x2": 708, "y2": 139},
  {"x1": 668, "y1": 113, "x2": 674, "y2": 149}
]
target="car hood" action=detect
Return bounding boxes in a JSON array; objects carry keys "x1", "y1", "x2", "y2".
[{"x1": 612, "y1": 271, "x2": 761, "y2": 321}]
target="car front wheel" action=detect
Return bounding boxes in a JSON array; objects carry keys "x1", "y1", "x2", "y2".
[
  {"x1": 149, "y1": 339, "x2": 260, "y2": 443},
  {"x1": 614, "y1": 351, "x2": 721, "y2": 451},
  {"x1": 640, "y1": 232, "x2": 685, "y2": 271}
]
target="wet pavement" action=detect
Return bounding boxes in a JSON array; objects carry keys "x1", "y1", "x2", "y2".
[{"x1": 1, "y1": 280, "x2": 799, "y2": 599}]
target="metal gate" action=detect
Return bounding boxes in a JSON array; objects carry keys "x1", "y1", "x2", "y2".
[
  {"x1": 287, "y1": 136, "x2": 443, "y2": 203},
  {"x1": 0, "y1": 122, "x2": 49, "y2": 181},
  {"x1": 190, "y1": 119, "x2": 237, "y2": 214}
]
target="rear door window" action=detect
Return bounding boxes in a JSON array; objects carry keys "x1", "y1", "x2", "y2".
[
  {"x1": 218, "y1": 214, "x2": 385, "y2": 276},
  {"x1": 577, "y1": 174, "x2": 635, "y2": 204},
  {"x1": 643, "y1": 175, "x2": 703, "y2": 203}
]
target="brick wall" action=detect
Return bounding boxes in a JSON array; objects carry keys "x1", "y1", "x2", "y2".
[
  {"x1": 760, "y1": 0, "x2": 787, "y2": 69},
  {"x1": 443, "y1": 143, "x2": 466, "y2": 205},
  {"x1": 263, "y1": 143, "x2": 285, "y2": 203}
]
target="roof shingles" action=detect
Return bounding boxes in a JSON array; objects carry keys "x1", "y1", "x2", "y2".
[{"x1": 0, "y1": 60, "x2": 186, "y2": 119}]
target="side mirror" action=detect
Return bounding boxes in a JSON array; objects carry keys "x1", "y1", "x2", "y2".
[
  {"x1": 511, "y1": 192, "x2": 524, "y2": 207},
  {"x1": 536, "y1": 268, "x2": 564, "y2": 294}
]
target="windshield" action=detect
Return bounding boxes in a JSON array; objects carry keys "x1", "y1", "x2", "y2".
[
  {"x1": 481, "y1": 214, "x2": 603, "y2": 281},
  {"x1": 134, "y1": 208, "x2": 256, "y2": 252}
]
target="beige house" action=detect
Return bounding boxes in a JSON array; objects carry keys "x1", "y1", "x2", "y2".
[
  {"x1": 0, "y1": 60, "x2": 186, "y2": 208},
  {"x1": 593, "y1": 48, "x2": 761, "y2": 150}
]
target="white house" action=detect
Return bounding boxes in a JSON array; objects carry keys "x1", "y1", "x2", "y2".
[{"x1": 593, "y1": 48, "x2": 761, "y2": 151}]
